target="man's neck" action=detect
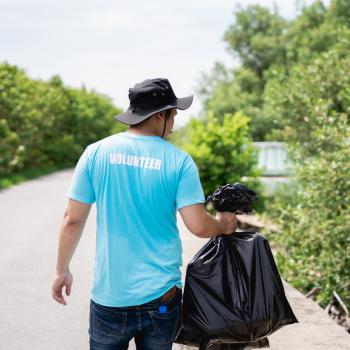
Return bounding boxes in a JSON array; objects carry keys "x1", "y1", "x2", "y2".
[{"x1": 127, "y1": 127, "x2": 160, "y2": 137}]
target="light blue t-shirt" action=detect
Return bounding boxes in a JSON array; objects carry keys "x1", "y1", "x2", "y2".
[{"x1": 67, "y1": 131, "x2": 206, "y2": 307}]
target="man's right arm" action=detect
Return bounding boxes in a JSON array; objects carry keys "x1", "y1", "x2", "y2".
[{"x1": 178, "y1": 203, "x2": 237, "y2": 238}]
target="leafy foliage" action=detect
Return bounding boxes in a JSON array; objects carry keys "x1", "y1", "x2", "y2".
[
  {"x1": 264, "y1": 31, "x2": 350, "y2": 307},
  {"x1": 270, "y1": 127, "x2": 350, "y2": 307},
  {"x1": 198, "y1": 4, "x2": 288, "y2": 140},
  {"x1": 199, "y1": 0, "x2": 350, "y2": 308},
  {"x1": 224, "y1": 4, "x2": 287, "y2": 77},
  {"x1": 263, "y1": 29, "x2": 350, "y2": 155},
  {"x1": 181, "y1": 112, "x2": 263, "y2": 208},
  {"x1": 199, "y1": 0, "x2": 349, "y2": 141},
  {"x1": 0, "y1": 62, "x2": 126, "y2": 179}
]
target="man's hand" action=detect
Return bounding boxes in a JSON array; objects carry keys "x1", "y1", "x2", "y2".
[
  {"x1": 215, "y1": 211, "x2": 237, "y2": 235},
  {"x1": 51, "y1": 271, "x2": 73, "y2": 305}
]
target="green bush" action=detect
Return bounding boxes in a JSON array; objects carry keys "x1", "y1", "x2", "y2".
[
  {"x1": 0, "y1": 62, "x2": 126, "y2": 181},
  {"x1": 265, "y1": 37, "x2": 350, "y2": 308},
  {"x1": 182, "y1": 112, "x2": 264, "y2": 210},
  {"x1": 269, "y1": 138, "x2": 350, "y2": 307},
  {"x1": 199, "y1": 0, "x2": 350, "y2": 309}
]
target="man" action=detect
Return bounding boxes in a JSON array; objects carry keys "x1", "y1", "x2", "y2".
[{"x1": 51, "y1": 78, "x2": 237, "y2": 350}]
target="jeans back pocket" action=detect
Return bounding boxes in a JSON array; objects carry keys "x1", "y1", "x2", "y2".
[
  {"x1": 90, "y1": 300, "x2": 128, "y2": 344},
  {"x1": 149, "y1": 304, "x2": 180, "y2": 343}
]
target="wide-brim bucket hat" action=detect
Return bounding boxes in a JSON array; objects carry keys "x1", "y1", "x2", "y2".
[{"x1": 113, "y1": 78, "x2": 193, "y2": 125}]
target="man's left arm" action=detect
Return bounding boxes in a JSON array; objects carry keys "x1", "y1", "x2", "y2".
[{"x1": 51, "y1": 199, "x2": 92, "y2": 305}]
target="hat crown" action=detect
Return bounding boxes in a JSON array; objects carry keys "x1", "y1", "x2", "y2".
[{"x1": 128, "y1": 78, "x2": 176, "y2": 112}]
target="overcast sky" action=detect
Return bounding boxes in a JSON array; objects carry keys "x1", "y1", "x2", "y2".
[{"x1": 0, "y1": 0, "x2": 329, "y2": 128}]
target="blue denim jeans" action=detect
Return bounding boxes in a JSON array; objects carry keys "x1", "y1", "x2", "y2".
[{"x1": 89, "y1": 287, "x2": 182, "y2": 350}]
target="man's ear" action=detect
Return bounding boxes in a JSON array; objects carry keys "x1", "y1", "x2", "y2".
[{"x1": 155, "y1": 111, "x2": 165, "y2": 120}]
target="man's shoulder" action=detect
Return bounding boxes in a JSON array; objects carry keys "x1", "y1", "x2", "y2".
[
  {"x1": 85, "y1": 133, "x2": 192, "y2": 163},
  {"x1": 85, "y1": 133, "x2": 123, "y2": 152},
  {"x1": 164, "y1": 141, "x2": 190, "y2": 160}
]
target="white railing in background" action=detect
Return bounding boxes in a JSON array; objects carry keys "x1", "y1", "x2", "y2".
[
  {"x1": 253, "y1": 142, "x2": 291, "y2": 195},
  {"x1": 253, "y1": 142, "x2": 290, "y2": 176}
]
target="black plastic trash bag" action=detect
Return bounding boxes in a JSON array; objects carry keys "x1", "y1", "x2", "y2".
[
  {"x1": 174, "y1": 232, "x2": 298, "y2": 349},
  {"x1": 206, "y1": 183, "x2": 259, "y2": 214},
  {"x1": 175, "y1": 323, "x2": 270, "y2": 349}
]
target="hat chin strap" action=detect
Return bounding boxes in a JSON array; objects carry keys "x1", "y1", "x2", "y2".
[{"x1": 161, "y1": 115, "x2": 167, "y2": 139}]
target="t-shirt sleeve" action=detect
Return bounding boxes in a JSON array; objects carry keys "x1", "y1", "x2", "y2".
[
  {"x1": 66, "y1": 147, "x2": 96, "y2": 204},
  {"x1": 176, "y1": 154, "x2": 206, "y2": 210}
]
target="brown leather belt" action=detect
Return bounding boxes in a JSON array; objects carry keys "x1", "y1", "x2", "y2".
[{"x1": 160, "y1": 286, "x2": 177, "y2": 302}]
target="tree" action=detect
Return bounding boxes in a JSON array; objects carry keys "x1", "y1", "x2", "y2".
[
  {"x1": 224, "y1": 5, "x2": 287, "y2": 77},
  {"x1": 266, "y1": 30, "x2": 350, "y2": 308},
  {"x1": 199, "y1": 1, "x2": 350, "y2": 141},
  {"x1": 196, "y1": 0, "x2": 350, "y2": 308},
  {"x1": 0, "y1": 62, "x2": 125, "y2": 177},
  {"x1": 198, "y1": 5, "x2": 288, "y2": 140},
  {"x1": 263, "y1": 27, "x2": 350, "y2": 156}
]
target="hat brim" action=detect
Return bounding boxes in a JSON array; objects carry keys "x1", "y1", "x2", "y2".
[{"x1": 113, "y1": 95, "x2": 194, "y2": 125}]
